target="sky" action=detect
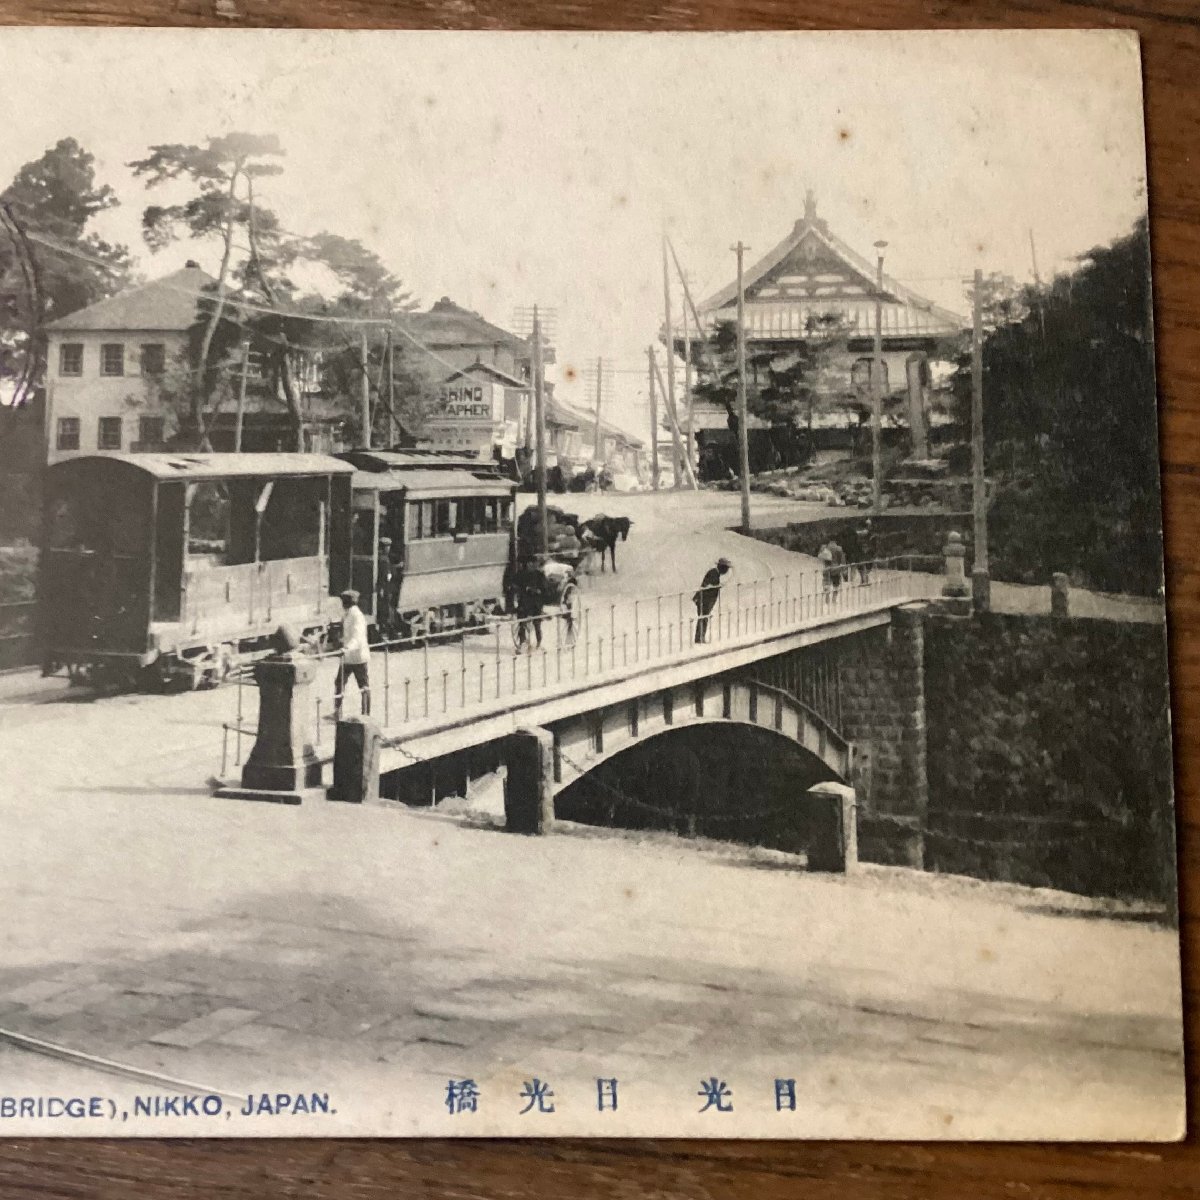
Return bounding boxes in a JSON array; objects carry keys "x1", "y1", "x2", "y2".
[{"x1": 0, "y1": 29, "x2": 1148, "y2": 439}]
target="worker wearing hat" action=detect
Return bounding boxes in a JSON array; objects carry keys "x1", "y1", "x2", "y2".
[
  {"x1": 693, "y1": 557, "x2": 733, "y2": 644},
  {"x1": 335, "y1": 588, "x2": 370, "y2": 718}
]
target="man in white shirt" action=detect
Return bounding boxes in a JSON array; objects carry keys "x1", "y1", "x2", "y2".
[{"x1": 336, "y1": 589, "x2": 371, "y2": 718}]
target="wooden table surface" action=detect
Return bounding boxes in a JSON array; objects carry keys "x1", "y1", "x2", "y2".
[{"x1": 0, "y1": 1, "x2": 1197, "y2": 1195}]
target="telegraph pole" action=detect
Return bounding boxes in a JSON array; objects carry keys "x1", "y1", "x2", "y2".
[
  {"x1": 648, "y1": 345, "x2": 659, "y2": 491},
  {"x1": 533, "y1": 305, "x2": 548, "y2": 560},
  {"x1": 359, "y1": 330, "x2": 372, "y2": 449},
  {"x1": 971, "y1": 268, "x2": 989, "y2": 580},
  {"x1": 662, "y1": 235, "x2": 681, "y2": 489},
  {"x1": 683, "y1": 294, "x2": 693, "y2": 480},
  {"x1": 733, "y1": 240, "x2": 752, "y2": 533},
  {"x1": 234, "y1": 339, "x2": 250, "y2": 453},
  {"x1": 871, "y1": 241, "x2": 887, "y2": 514},
  {"x1": 385, "y1": 328, "x2": 396, "y2": 448},
  {"x1": 593, "y1": 356, "x2": 603, "y2": 460}
]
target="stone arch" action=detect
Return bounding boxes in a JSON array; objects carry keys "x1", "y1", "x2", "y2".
[{"x1": 548, "y1": 676, "x2": 851, "y2": 798}]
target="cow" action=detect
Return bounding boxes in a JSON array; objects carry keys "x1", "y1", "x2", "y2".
[{"x1": 581, "y1": 515, "x2": 633, "y2": 573}]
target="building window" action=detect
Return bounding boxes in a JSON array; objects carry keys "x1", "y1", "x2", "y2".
[
  {"x1": 140, "y1": 343, "x2": 166, "y2": 375},
  {"x1": 56, "y1": 417, "x2": 80, "y2": 451},
  {"x1": 138, "y1": 416, "x2": 165, "y2": 448},
  {"x1": 59, "y1": 343, "x2": 84, "y2": 377},
  {"x1": 98, "y1": 417, "x2": 123, "y2": 450},
  {"x1": 100, "y1": 343, "x2": 125, "y2": 377}
]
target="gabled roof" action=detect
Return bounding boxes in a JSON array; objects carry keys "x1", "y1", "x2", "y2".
[
  {"x1": 697, "y1": 194, "x2": 966, "y2": 341},
  {"x1": 404, "y1": 298, "x2": 530, "y2": 353},
  {"x1": 562, "y1": 403, "x2": 645, "y2": 449},
  {"x1": 444, "y1": 361, "x2": 529, "y2": 389},
  {"x1": 44, "y1": 264, "x2": 218, "y2": 333}
]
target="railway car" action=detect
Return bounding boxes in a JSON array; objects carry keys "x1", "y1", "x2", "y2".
[
  {"x1": 40, "y1": 453, "x2": 353, "y2": 688},
  {"x1": 339, "y1": 449, "x2": 518, "y2": 639}
]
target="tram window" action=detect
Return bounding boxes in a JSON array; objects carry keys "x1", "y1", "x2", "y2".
[
  {"x1": 187, "y1": 482, "x2": 230, "y2": 562},
  {"x1": 500, "y1": 499, "x2": 514, "y2": 530},
  {"x1": 260, "y1": 477, "x2": 322, "y2": 560},
  {"x1": 352, "y1": 510, "x2": 376, "y2": 556}
]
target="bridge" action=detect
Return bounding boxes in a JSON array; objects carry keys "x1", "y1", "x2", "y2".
[{"x1": 220, "y1": 554, "x2": 943, "y2": 869}]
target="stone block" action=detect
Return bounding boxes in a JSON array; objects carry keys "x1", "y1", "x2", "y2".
[
  {"x1": 807, "y1": 782, "x2": 858, "y2": 872},
  {"x1": 328, "y1": 717, "x2": 382, "y2": 804},
  {"x1": 504, "y1": 727, "x2": 555, "y2": 834}
]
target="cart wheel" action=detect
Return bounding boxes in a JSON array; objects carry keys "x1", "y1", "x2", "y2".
[
  {"x1": 511, "y1": 613, "x2": 528, "y2": 652},
  {"x1": 560, "y1": 582, "x2": 582, "y2": 648}
]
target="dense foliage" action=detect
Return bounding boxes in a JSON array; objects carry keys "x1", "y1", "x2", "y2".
[
  {"x1": 0, "y1": 138, "x2": 130, "y2": 404},
  {"x1": 955, "y1": 219, "x2": 1162, "y2": 595}
]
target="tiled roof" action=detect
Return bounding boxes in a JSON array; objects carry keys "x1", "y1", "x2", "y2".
[
  {"x1": 44, "y1": 265, "x2": 218, "y2": 333},
  {"x1": 403, "y1": 298, "x2": 529, "y2": 352}
]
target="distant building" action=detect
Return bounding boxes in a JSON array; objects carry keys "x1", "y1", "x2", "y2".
[
  {"x1": 680, "y1": 192, "x2": 966, "y2": 458},
  {"x1": 42, "y1": 261, "x2": 340, "y2": 461},
  {"x1": 425, "y1": 361, "x2": 531, "y2": 459},
  {"x1": 43, "y1": 262, "x2": 212, "y2": 462},
  {"x1": 404, "y1": 297, "x2": 539, "y2": 382}
]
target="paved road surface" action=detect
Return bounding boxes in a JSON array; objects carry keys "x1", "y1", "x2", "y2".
[{"x1": 0, "y1": 488, "x2": 1182, "y2": 1137}]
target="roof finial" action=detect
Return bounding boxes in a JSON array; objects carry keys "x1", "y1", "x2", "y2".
[{"x1": 804, "y1": 189, "x2": 817, "y2": 222}]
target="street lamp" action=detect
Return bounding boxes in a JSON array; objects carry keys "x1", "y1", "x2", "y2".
[{"x1": 872, "y1": 240, "x2": 887, "y2": 514}]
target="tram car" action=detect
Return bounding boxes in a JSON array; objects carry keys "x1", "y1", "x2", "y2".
[
  {"x1": 39, "y1": 453, "x2": 353, "y2": 688},
  {"x1": 338, "y1": 449, "x2": 518, "y2": 640}
]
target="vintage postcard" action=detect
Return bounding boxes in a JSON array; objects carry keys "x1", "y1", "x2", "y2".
[{"x1": 0, "y1": 28, "x2": 1182, "y2": 1138}]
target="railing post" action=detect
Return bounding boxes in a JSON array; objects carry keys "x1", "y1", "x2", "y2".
[
  {"x1": 383, "y1": 640, "x2": 391, "y2": 726},
  {"x1": 656, "y1": 596, "x2": 662, "y2": 657},
  {"x1": 736, "y1": 583, "x2": 742, "y2": 636},
  {"x1": 634, "y1": 600, "x2": 640, "y2": 662}
]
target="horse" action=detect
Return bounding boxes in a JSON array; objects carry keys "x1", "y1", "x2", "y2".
[{"x1": 581, "y1": 515, "x2": 633, "y2": 573}]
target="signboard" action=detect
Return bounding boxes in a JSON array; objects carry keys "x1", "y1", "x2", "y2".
[{"x1": 424, "y1": 380, "x2": 502, "y2": 455}]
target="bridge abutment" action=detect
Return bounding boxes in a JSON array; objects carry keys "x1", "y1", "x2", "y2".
[
  {"x1": 838, "y1": 602, "x2": 928, "y2": 868},
  {"x1": 504, "y1": 726, "x2": 556, "y2": 835}
]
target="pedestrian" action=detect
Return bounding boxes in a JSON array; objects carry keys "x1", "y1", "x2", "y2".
[
  {"x1": 693, "y1": 556, "x2": 732, "y2": 643},
  {"x1": 818, "y1": 540, "x2": 835, "y2": 598},
  {"x1": 829, "y1": 537, "x2": 847, "y2": 590},
  {"x1": 856, "y1": 518, "x2": 874, "y2": 584},
  {"x1": 335, "y1": 589, "x2": 370, "y2": 718},
  {"x1": 514, "y1": 562, "x2": 545, "y2": 651}
]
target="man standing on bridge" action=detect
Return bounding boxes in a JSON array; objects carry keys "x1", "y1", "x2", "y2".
[
  {"x1": 335, "y1": 589, "x2": 371, "y2": 718},
  {"x1": 693, "y1": 557, "x2": 732, "y2": 644}
]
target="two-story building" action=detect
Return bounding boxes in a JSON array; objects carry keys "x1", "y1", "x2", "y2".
[
  {"x1": 679, "y1": 193, "x2": 966, "y2": 460},
  {"x1": 43, "y1": 261, "x2": 214, "y2": 462}
]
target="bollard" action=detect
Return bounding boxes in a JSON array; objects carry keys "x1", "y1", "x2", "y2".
[
  {"x1": 328, "y1": 716, "x2": 381, "y2": 804},
  {"x1": 235, "y1": 626, "x2": 321, "y2": 799},
  {"x1": 504, "y1": 727, "x2": 555, "y2": 834},
  {"x1": 971, "y1": 567, "x2": 991, "y2": 613},
  {"x1": 1051, "y1": 571, "x2": 1071, "y2": 619},
  {"x1": 806, "y1": 782, "x2": 858, "y2": 873}
]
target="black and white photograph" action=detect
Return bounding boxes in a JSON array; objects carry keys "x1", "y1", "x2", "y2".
[{"x1": 0, "y1": 28, "x2": 1182, "y2": 1138}]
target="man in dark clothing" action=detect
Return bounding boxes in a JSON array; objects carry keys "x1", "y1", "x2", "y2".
[
  {"x1": 694, "y1": 557, "x2": 732, "y2": 643},
  {"x1": 514, "y1": 562, "x2": 546, "y2": 651}
]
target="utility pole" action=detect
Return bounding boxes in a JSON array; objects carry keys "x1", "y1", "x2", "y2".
[
  {"x1": 871, "y1": 240, "x2": 887, "y2": 514},
  {"x1": 971, "y1": 267, "x2": 989, "y2": 580},
  {"x1": 533, "y1": 305, "x2": 548, "y2": 560},
  {"x1": 385, "y1": 329, "x2": 396, "y2": 448},
  {"x1": 648, "y1": 344, "x2": 659, "y2": 491},
  {"x1": 359, "y1": 330, "x2": 371, "y2": 449},
  {"x1": 593, "y1": 356, "x2": 603, "y2": 460},
  {"x1": 683, "y1": 294, "x2": 693, "y2": 482},
  {"x1": 651, "y1": 352, "x2": 698, "y2": 490},
  {"x1": 234, "y1": 339, "x2": 250, "y2": 453},
  {"x1": 733, "y1": 240, "x2": 752, "y2": 533},
  {"x1": 662, "y1": 235, "x2": 680, "y2": 489}
]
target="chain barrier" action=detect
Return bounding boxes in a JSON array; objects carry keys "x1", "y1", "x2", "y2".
[{"x1": 556, "y1": 748, "x2": 794, "y2": 827}]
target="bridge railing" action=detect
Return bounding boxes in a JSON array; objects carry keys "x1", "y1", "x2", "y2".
[{"x1": 220, "y1": 556, "x2": 941, "y2": 776}]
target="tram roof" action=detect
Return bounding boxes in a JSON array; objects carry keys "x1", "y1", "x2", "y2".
[
  {"x1": 338, "y1": 448, "x2": 490, "y2": 472},
  {"x1": 351, "y1": 468, "x2": 516, "y2": 498},
  {"x1": 49, "y1": 453, "x2": 355, "y2": 482}
]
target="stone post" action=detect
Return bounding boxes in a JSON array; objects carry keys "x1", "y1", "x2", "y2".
[
  {"x1": 504, "y1": 727, "x2": 556, "y2": 834},
  {"x1": 971, "y1": 566, "x2": 991, "y2": 613},
  {"x1": 806, "y1": 781, "x2": 858, "y2": 873},
  {"x1": 1051, "y1": 572, "x2": 1070, "y2": 619},
  {"x1": 941, "y1": 530, "x2": 971, "y2": 616},
  {"x1": 329, "y1": 717, "x2": 381, "y2": 804},
  {"x1": 238, "y1": 627, "x2": 321, "y2": 800}
]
